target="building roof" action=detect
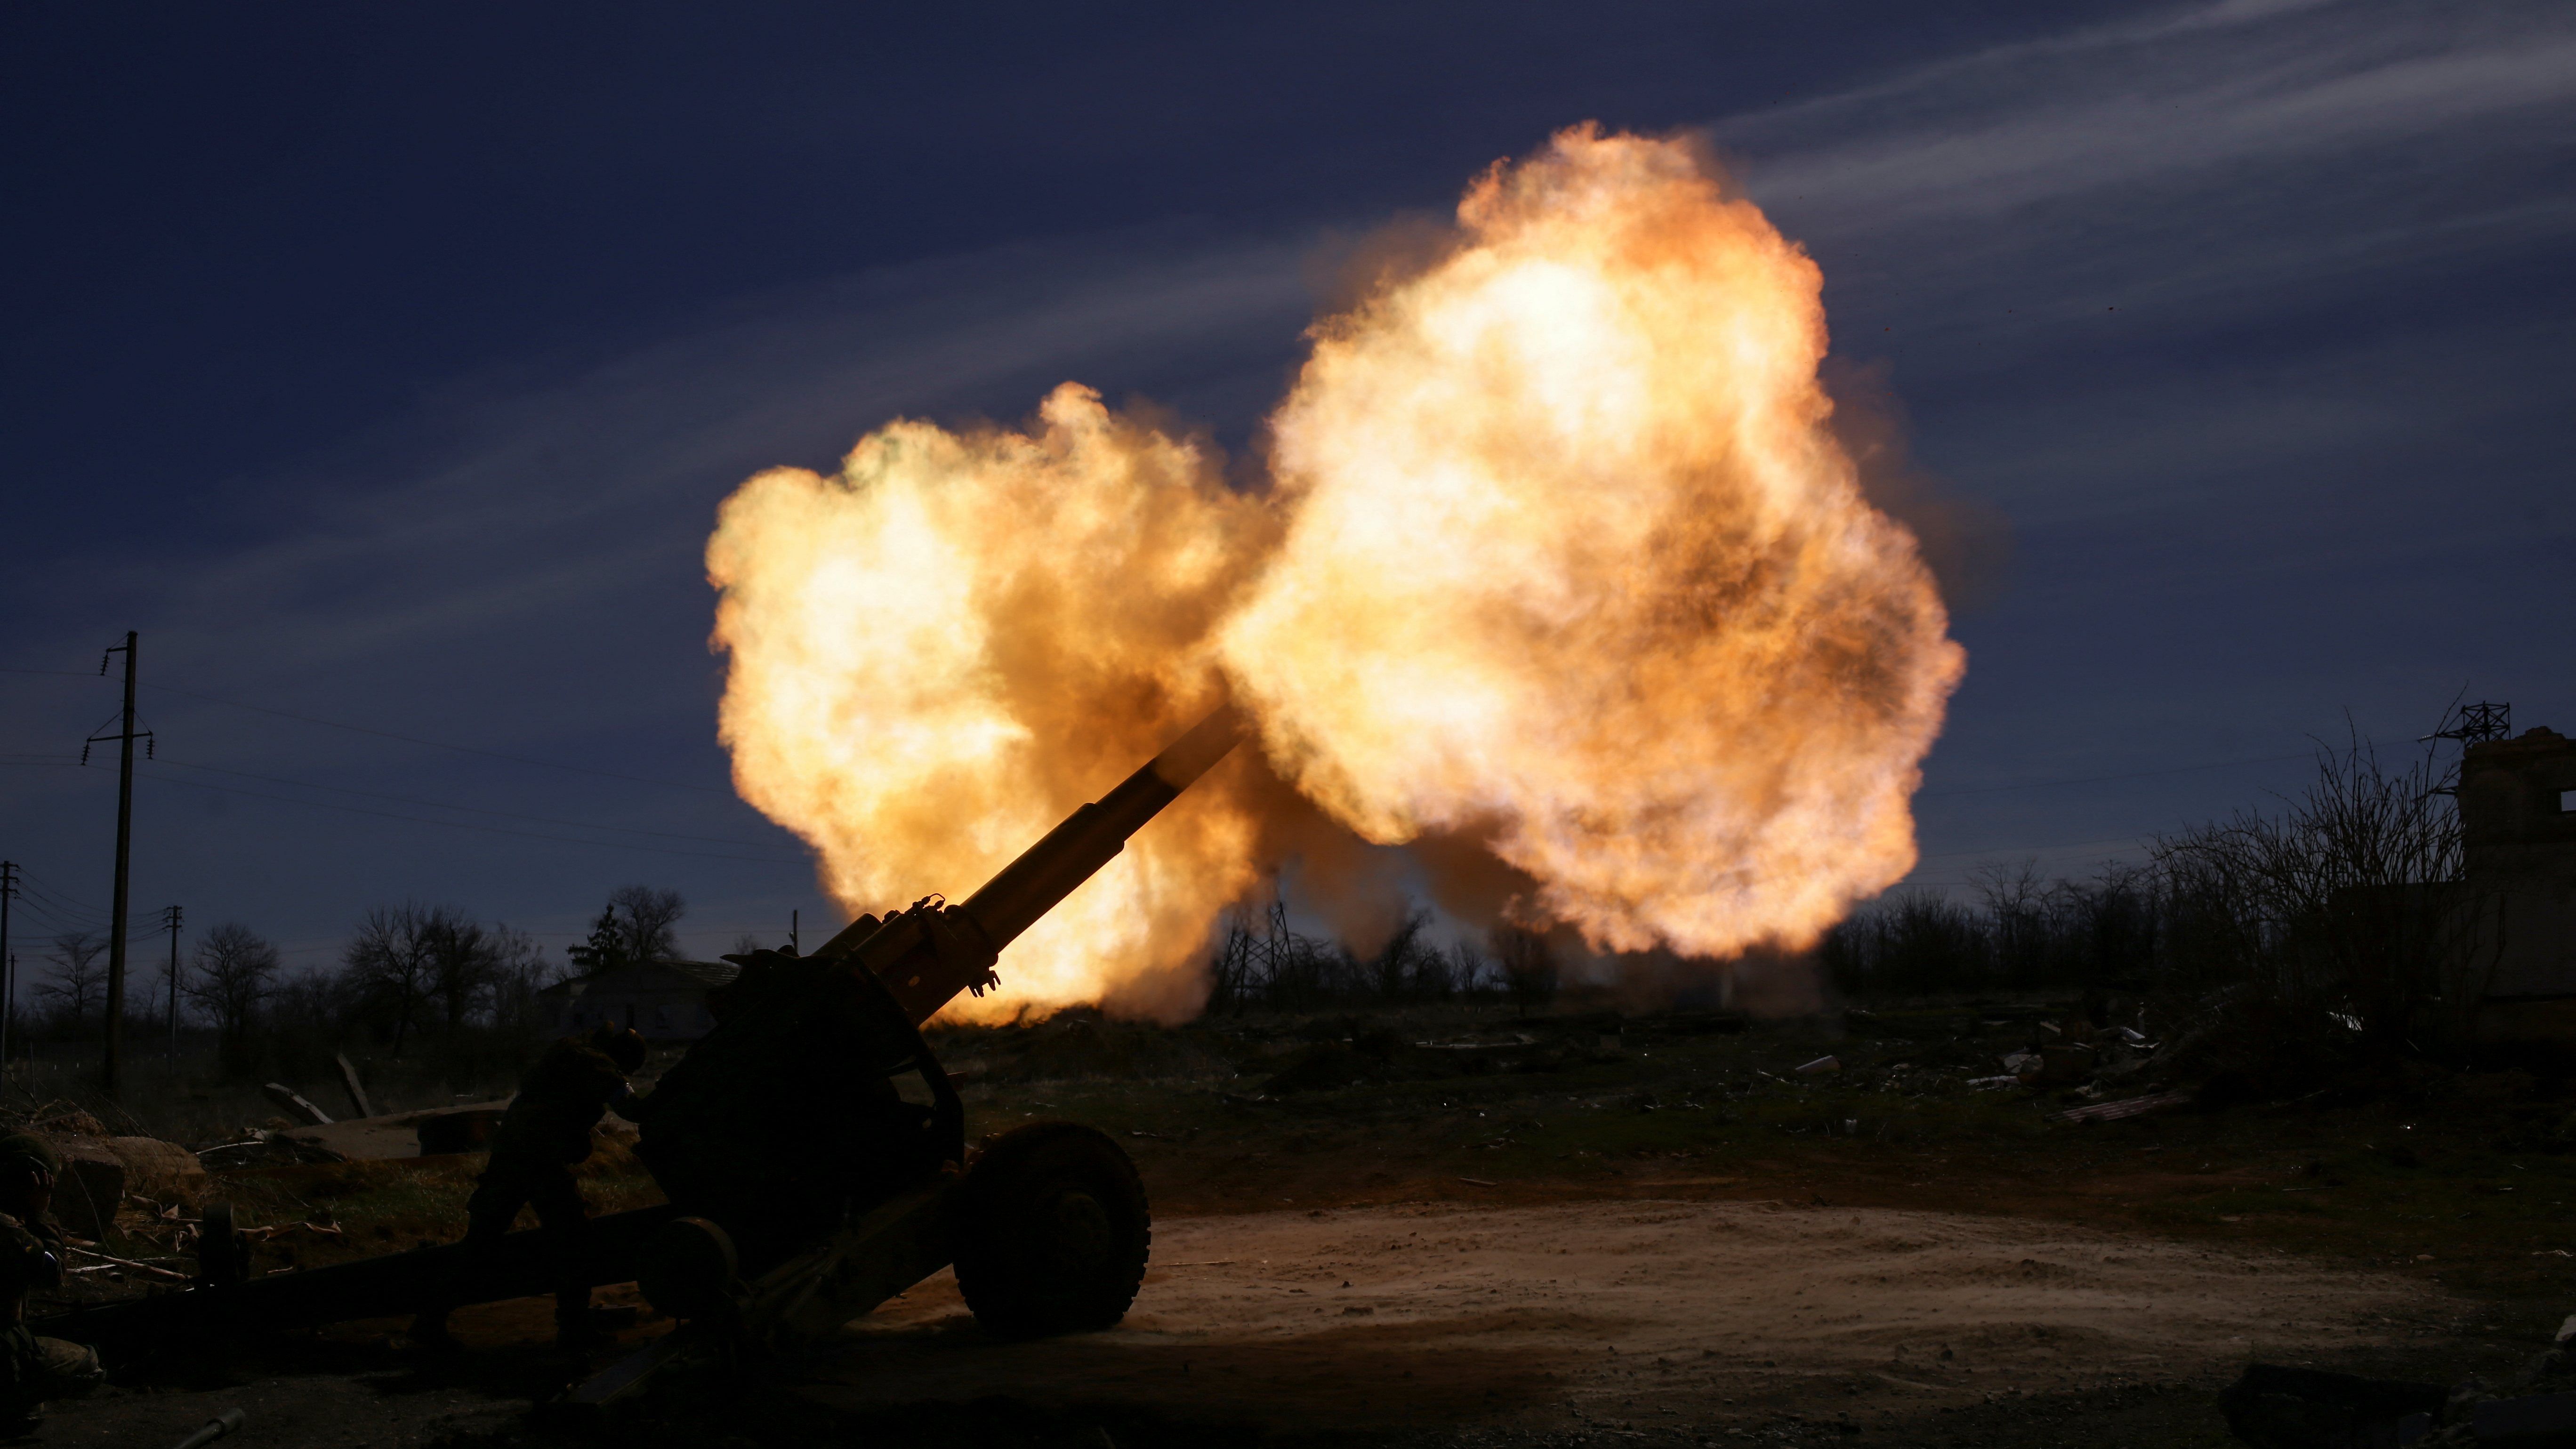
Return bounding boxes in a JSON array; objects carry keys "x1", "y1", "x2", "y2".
[
  {"x1": 548, "y1": 959, "x2": 741, "y2": 997},
  {"x1": 661, "y1": 959, "x2": 742, "y2": 989},
  {"x1": 572, "y1": 954, "x2": 736, "y2": 985}
]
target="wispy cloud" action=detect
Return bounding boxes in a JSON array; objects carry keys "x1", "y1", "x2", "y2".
[
  {"x1": 0, "y1": 226, "x2": 1316, "y2": 954},
  {"x1": 1725, "y1": 0, "x2": 2575, "y2": 227}
]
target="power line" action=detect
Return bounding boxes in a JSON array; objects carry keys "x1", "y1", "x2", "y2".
[
  {"x1": 145, "y1": 756, "x2": 789, "y2": 849},
  {"x1": 141, "y1": 682, "x2": 732, "y2": 795},
  {"x1": 8, "y1": 899, "x2": 114, "y2": 939},
  {"x1": 144, "y1": 772, "x2": 807, "y2": 865},
  {"x1": 0, "y1": 668, "x2": 100, "y2": 679},
  {"x1": 13, "y1": 869, "x2": 105, "y2": 917}
]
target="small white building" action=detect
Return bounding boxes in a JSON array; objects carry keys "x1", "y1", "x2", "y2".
[{"x1": 547, "y1": 960, "x2": 740, "y2": 1042}]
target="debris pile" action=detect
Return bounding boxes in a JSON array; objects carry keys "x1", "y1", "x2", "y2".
[
  {"x1": 1787, "y1": 1001, "x2": 2208, "y2": 1125},
  {"x1": 1246, "y1": 1012, "x2": 1737, "y2": 1095},
  {"x1": 195, "y1": 1089, "x2": 528, "y2": 1166},
  {"x1": 0, "y1": 1101, "x2": 210, "y2": 1293}
]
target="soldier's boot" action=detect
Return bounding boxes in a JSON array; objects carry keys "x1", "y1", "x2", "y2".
[
  {"x1": 1, "y1": 1339, "x2": 102, "y2": 1436},
  {"x1": 554, "y1": 1290, "x2": 608, "y2": 1354}
]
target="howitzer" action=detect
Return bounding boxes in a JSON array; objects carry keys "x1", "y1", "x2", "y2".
[
  {"x1": 39, "y1": 704, "x2": 1243, "y2": 1393},
  {"x1": 820, "y1": 698, "x2": 1246, "y2": 1023}
]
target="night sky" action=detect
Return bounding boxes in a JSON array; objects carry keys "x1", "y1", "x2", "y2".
[{"x1": 4, "y1": 2, "x2": 2569, "y2": 980}]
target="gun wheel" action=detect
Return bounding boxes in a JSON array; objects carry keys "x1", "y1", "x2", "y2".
[
  {"x1": 198, "y1": 1201, "x2": 251, "y2": 1287},
  {"x1": 952, "y1": 1121, "x2": 1149, "y2": 1338}
]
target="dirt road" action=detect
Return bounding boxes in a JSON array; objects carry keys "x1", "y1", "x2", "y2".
[
  {"x1": 818, "y1": 1196, "x2": 2452, "y2": 1440},
  {"x1": 37, "y1": 1197, "x2": 2469, "y2": 1447}
]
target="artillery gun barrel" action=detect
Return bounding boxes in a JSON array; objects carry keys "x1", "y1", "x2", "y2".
[{"x1": 813, "y1": 703, "x2": 1243, "y2": 1022}]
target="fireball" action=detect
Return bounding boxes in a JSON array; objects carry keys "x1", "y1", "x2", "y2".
[{"x1": 707, "y1": 125, "x2": 1964, "y2": 1019}]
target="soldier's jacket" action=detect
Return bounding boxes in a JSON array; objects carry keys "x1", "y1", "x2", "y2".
[
  {"x1": 0, "y1": 1211, "x2": 64, "y2": 1327},
  {"x1": 635, "y1": 950, "x2": 942, "y2": 1260},
  {"x1": 486, "y1": 1038, "x2": 633, "y2": 1168}
]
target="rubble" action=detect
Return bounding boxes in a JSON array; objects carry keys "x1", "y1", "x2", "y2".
[
  {"x1": 47, "y1": 1136, "x2": 125, "y2": 1238},
  {"x1": 265, "y1": 1099, "x2": 521, "y2": 1161},
  {"x1": 334, "y1": 1052, "x2": 375, "y2": 1119},
  {"x1": 106, "y1": 1135, "x2": 208, "y2": 1205},
  {"x1": 185, "y1": 1098, "x2": 527, "y2": 1167},
  {"x1": 260, "y1": 1082, "x2": 335, "y2": 1126},
  {"x1": 1254, "y1": 1022, "x2": 1628, "y2": 1094}
]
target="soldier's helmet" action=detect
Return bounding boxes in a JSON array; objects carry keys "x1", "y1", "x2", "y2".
[
  {"x1": 0, "y1": 1134, "x2": 55, "y2": 1181},
  {"x1": 589, "y1": 1023, "x2": 648, "y2": 1073}
]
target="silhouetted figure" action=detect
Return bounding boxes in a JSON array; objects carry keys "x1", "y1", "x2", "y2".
[
  {"x1": 414, "y1": 1023, "x2": 647, "y2": 1352},
  {"x1": 0, "y1": 1135, "x2": 103, "y2": 1431}
]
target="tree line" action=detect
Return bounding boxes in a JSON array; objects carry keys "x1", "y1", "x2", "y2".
[
  {"x1": 11, "y1": 883, "x2": 693, "y2": 1078},
  {"x1": 1821, "y1": 733, "x2": 2488, "y2": 1055},
  {"x1": 1206, "y1": 897, "x2": 1564, "y2": 1016},
  {"x1": 1206, "y1": 730, "x2": 2483, "y2": 1059}
]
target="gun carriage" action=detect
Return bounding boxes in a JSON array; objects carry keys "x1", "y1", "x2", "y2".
[{"x1": 38, "y1": 706, "x2": 1244, "y2": 1405}]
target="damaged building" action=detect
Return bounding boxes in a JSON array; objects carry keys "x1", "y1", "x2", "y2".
[{"x1": 2461, "y1": 724, "x2": 2576, "y2": 1042}]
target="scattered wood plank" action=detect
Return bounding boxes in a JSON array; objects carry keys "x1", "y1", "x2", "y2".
[{"x1": 2048, "y1": 1089, "x2": 2192, "y2": 1125}]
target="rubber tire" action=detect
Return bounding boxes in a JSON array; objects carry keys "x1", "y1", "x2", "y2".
[
  {"x1": 198, "y1": 1202, "x2": 250, "y2": 1288},
  {"x1": 951, "y1": 1122, "x2": 1149, "y2": 1338},
  {"x1": 637, "y1": 1216, "x2": 741, "y2": 1321}
]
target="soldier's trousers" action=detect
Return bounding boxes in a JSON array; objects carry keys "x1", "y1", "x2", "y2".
[
  {"x1": 0, "y1": 1327, "x2": 104, "y2": 1419},
  {"x1": 423, "y1": 1159, "x2": 592, "y2": 1335}
]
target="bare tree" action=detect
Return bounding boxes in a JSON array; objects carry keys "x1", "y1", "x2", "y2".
[
  {"x1": 1368, "y1": 912, "x2": 1433, "y2": 1000},
  {"x1": 424, "y1": 916, "x2": 506, "y2": 1031},
  {"x1": 33, "y1": 932, "x2": 107, "y2": 1032},
  {"x1": 184, "y1": 922, "x2": 281, "y2": 1059},
  {"x1": 1490, "y1": 925, "x2": 1558, "y2": 1018},
  {"x1": 483, "y1": 925, "x2": 562, "y2": 1033},
  {"x1": 266, "y1": 966, "x2": 348, "y2": 1041},
  {"x1": 343, "y1": 903, "x2": 450, "y2": 1054},
  {"x1": 607, "y1": 885, "x2": 685, "y2": 963},
  {"x1": 2151, "y1": 732, "x2": 2479, "y2": 1056},
  {"x1": 1448, "y1": 940, "x2": 1492, "y2": 996},
  {"x1": 1971, "y1": 859, "x2": 2049, "y2": 989}
]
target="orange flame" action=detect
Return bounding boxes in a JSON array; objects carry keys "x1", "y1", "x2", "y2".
[
  {"x1": 1222, "y1": 126, "x2": 1964, "y2": 958},
  {"x1": 707, "y1": 125, "x2": 1964, "y2": 1018},
  {"x1": 706, "y1": 386, "x2": 1273, "y2": 1021}
]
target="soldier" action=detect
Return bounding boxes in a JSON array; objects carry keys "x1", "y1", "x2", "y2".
[
  {"x1": 0, "y1": 1134, "x2": 104, "y2": 1432},
  {"x1": 635, "y1": 944, "x2": 950, "y2": 1275},
  {"x1": 414, "y1": 1022, "x2": 647, "y2": 1352}
]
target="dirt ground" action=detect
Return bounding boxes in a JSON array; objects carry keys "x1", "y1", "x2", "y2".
[
  {"x1": 24, "y1": 1191, "x2": 2533, "y2": 1449},
  {"x1": 820, "y1": 1196, "x2": 2474, "y2": 1441},
  {"x1": 27, "y1": 1005, "x2": 2576, "y2": 1448}
]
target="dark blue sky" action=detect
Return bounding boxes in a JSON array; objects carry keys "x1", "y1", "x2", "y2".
[{"x1": 4, "y1": 1, "x2": 2570, "y2": 977}]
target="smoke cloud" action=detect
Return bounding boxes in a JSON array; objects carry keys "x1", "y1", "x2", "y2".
[{"x1": 708, "y1": 125, "x2": 1965, "y2": 1021}]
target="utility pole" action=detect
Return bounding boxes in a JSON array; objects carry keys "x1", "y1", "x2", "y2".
[
  {"x1": 161, "y1": 904, "x2": 183, "y2": 1076},
  {"x1": 85, "y1": 632, "x2": 151, "y2": 1095},
  {"x1": 790, "y1": 909, "x2": 799, "y2": 955},
  {"x1": 0, "y1": 862, "x2": 16, "y2": 1078}
]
